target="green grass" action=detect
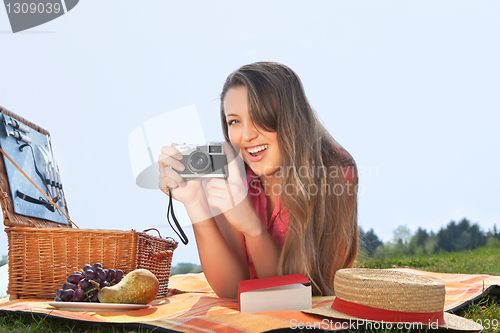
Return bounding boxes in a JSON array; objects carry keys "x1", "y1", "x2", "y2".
[
  {"x1": 0, "y1": 312, "x2": 156, "y2": 332},
  {"x1": 356, "y1": 246, "x2": 500, "y2": 275},
  {"x1": 0, "y1": 246, "x2": 498, "y2": 332}
]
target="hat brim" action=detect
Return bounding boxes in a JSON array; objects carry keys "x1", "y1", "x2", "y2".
[{"x1": 304, "y1": 303, "x2": 482, "y2": 332}]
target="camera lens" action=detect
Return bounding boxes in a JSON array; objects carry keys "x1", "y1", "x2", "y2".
[
  {"x1": 188, "y1": 150, "x2": 211, "y2": 173},
  {"x1": 193, "y1": 155, "x2": 207, "y2": 168}
]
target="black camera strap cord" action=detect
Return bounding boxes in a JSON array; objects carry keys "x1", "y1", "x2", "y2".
[{"x1": 167, "y1": 187, "x2": 189, "y2": 245}]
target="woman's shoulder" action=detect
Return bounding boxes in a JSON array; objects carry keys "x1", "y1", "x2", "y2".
[
  {"x1": 323, "y1": 136, "x2": 356, "y2": 168},
  {"x1": 335, "y1": 148, "x2": 355, "y2": 167}
]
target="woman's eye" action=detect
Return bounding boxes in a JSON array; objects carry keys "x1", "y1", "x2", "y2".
[{"x1": 227, "y1": 120, "x2": 239, "y2": 126}]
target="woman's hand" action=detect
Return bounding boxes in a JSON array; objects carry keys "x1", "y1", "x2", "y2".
[
  {"x1": 158, "y1": 144, "x2": 205, "y2": 207},
  {"x1": 205, "y1": 143, "x2": 262, "y2": 237}
]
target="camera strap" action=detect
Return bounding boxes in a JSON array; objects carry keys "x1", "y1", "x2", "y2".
[{"x1": 167, "y1": 188, "x2": 189, "y2": 245}]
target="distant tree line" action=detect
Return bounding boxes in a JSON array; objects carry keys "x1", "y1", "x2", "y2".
[
  {"x1": 171, "y1": 262, "x2": 203, "y2": 275},
  {"x1": 358, "y1": 228, "x2": 383, "y2": 256},
  {"x1": 359, "y1": 218, "x2": 500, "y2": 257}
]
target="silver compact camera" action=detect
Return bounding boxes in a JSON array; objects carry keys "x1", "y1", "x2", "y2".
[{"x1": 174, "y1": 142, "x2": 228, "y2": 180}]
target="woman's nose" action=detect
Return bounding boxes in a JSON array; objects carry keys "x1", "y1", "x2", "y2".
[{"x1": 243, "y1": 121, "x2": 259, "y2": 142}]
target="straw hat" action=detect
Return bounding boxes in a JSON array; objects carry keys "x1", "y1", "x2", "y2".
[{"x1": 304, "y1": 268, "x2": 482, "y2": 332}]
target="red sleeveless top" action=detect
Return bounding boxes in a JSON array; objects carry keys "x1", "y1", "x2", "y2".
[{"x1": 244, "y1": 149, "x2": 356, "y2": 279}]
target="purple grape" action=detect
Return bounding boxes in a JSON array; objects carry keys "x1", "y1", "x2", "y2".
[
  {"x1": 114, "y1": 270, "x2": 123, "y2": 284},
  {"x1": 82, "y1": 264, "x2": 92, "y2": 272},
  {"x1": 100, "y1": 281, "x2": 109, "y2": 288},
  {"x1": 60, "y1": 289, "x2": 74, "y2": 302},
  {"x1": 92, "y1": 263, "x2": 102, "y2": 271},
  {"x1": 90, "y1": 294, "x2": 99, "y2": 302},
  {"x1": 56, "y1": 289, "x2": 63, "y2": 298},
  {"x1": 96, "y1": 268, "x2": 106, "y2": 280},
  {"x1": 54, "y1": 297, "x2": 61, "y2": 302},
  {"x1": 78, "y1": 279, "x2": 90, "y2": 289},
  {"x1": 62, "y1": 283, "x2": 77, "y2": 291},
  {"x1": 67, "y1": 273, "x2": 84, "y2": 284},
  {"x1": 84, "y1": 269, "x2": 95, "y2": 280},
  {"x1": 106, "y1": 269, "x2": 115, "y2": 282},
  {"x1": 92, "y1": 277, "x2": 101, "y2": 285},
  {"x1": 72, "y1": 288, "x2": 84, "y2": 302}
]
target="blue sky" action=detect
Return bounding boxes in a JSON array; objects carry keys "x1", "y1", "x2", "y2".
[{"x1": 0, "y1": 1, "x2": 499, "y2": 265}]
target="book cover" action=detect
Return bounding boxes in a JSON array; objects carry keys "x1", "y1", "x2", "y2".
[{"x1": 238, "y1": 274, "x2": 312, "y2": 313}]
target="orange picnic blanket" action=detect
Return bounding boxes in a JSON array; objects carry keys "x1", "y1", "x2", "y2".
[{"x1": 0, "y1": 269, "x2": 499, "y2": 333}]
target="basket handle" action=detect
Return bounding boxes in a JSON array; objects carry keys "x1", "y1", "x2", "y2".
[
  {"x1": 143, "y1": 228, "x2": 179, "y2": 253},
  {"x1": 143, "y1": 228, "x2": 178, "y2": 246},
  {"x1": 143, "y1": 228, "x2": 161, "y2": 237}
]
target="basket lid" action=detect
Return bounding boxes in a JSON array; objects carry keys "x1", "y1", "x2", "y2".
[{"x1": 0, "y1": 105, "x2": 71, "y2": 228}]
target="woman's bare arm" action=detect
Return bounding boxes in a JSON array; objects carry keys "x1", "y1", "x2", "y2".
[
  {"x1": 243, "y1": 221, "x2": 280, "y2": 278},
  {"x1": 184, "y1": 200, "x2": 249, "y2": 299},
  {"x1": 186, "y1": 197, "x2": 280, "y2": 298},
  {"x1": 219, "y1": 197, "x2": 280, "y2": 279}
]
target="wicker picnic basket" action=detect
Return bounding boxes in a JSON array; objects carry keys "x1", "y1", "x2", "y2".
[{"x1": 0, "y1": 106, "x2": 178, "y2": 300}]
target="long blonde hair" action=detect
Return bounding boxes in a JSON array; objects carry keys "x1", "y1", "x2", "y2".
[{"x1": 220, "y1": 62, "x2": 358, "y2": 296}]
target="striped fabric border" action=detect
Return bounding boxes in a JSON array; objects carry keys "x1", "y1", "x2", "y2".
[{"x1": 0, "y1": 269, "x2": 498, "y2": 332}]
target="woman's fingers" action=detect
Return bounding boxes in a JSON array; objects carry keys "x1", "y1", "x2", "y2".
[
  {"x1": 158, "y1": 145, "x2": 186, "y2": 191},
  {"x1": 161, "y1": 145, "x2": 183, "y2": 160},
  {"x1": 162, "y1": 167, "x2": 184, "y2": 184},
  {"x1": 159, "y1": 176, "x2": 179, "y2": 190},
  {"x1": 158, "y1": 153, "x2": 185, "y2": 172},
  {"x1": 206, "y1": 194, "x2": 233, "y2": 211},
  {"x1": 158, "y1": 145, "x2": 184, "y2": 170},
  {"x1": 206, "y1": 195, "x2": 221, "y2": 209},
  {"x1": 158, "y1": 153, "x2": 185, "y2": 190},
  {"x1": 158, "y1": 145, "x2": 183, "y2": 172},
  {"x1": 159, "y1": 172, "x2": 181, "y2": 191},
  {"x1": 206, "y1": 178, "x2": 226, "y2": 191},
  {"x1": 158, "y1": 179, "x2": 170, "y2": 193},
  {"x1": 206, "y1": 186, "x2": 228, "y2": 199},
  {"x1": 206, "y1": 178, "x2": 237, "y2": 210}
]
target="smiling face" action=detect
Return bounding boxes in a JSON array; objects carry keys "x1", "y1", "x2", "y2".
[{"x1": 223, "y1": 85, "x2": 281, "y2": 179}]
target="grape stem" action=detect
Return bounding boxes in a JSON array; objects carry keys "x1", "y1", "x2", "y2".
[
  {"x1": 89, "y1": 280, "x2": 101, "y2": 291},
  {"x1": 83, "y1": 288, "x2": 97, "y2": 296}
]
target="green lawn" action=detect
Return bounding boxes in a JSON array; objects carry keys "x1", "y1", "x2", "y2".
[
  {"x1": 0, "y1": 313, "x2": 154, "y2": 333},
  {"x1": 356, "y1": 246, "x2": 500, "y2": 276},
  {"x1": 0, "y1": 246, "x2": 498, "y2": 332}
]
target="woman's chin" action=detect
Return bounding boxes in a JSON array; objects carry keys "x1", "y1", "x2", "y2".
[{"x1": 248, "y1": 165, "x2": 280, "y2": 179}]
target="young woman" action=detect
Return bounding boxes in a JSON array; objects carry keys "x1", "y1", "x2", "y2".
[{"x1": 159, "y1": 62, "x2": 358, "y2": 298}]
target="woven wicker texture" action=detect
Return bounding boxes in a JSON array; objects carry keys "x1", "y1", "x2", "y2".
[
  {"x1": 6, "y1": 227, "x2": 177, "y2": 300},
  {"x1": 0, "y1": 106, "x2": 71, "y2": 228},
  {"x1": 135, "y1": 229, "x2": 178, "y2": 298},
  {"x1": 334, "y1": 268, "x2": 445, "y2": 313}
]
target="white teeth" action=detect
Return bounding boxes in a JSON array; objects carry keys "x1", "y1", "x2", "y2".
[{"x1": 247, "y1": 145, "x2": 269, "y2": 154}]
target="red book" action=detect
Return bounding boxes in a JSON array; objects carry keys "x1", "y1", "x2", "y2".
[{"x1": 238, "y1": 274, "x2": 312, "y2": 313}]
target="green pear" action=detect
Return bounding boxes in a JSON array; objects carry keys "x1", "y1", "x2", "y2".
[{"x1": 98, "y1": 269, "x2": 159, "y2": 304}]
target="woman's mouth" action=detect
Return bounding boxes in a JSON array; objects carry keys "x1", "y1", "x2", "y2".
[{"x1": 245, "y1": 144, "x2": 269, "y2": 162}]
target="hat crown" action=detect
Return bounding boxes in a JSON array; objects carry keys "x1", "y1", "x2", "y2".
[{"x1": 334, "y1": 268, "x2": 445, "y2": 313}]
